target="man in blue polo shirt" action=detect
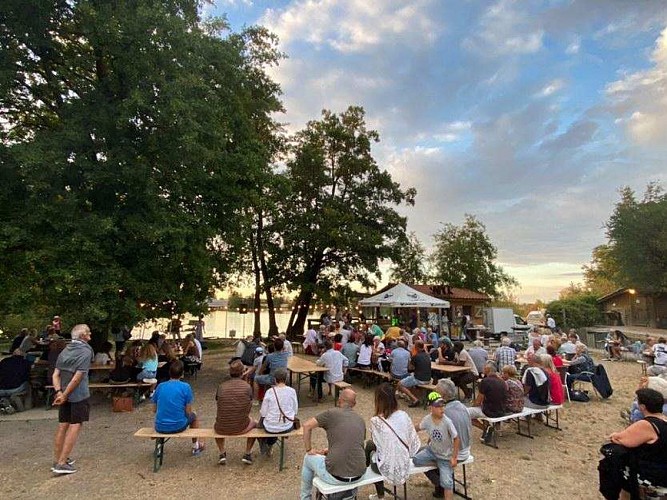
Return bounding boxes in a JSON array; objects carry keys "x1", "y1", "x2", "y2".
[{"x1": 152, "y1": 360, "x2": 204, "y2": 456}]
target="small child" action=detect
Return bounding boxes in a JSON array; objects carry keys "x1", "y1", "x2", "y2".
[{"x1": 413, "y1": 392, "x2": 461, "y2": 500}]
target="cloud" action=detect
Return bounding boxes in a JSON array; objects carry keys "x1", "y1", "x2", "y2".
[
  {"x1": 463, "y1": 0, "x2": 544, "y2": 56},
  {"x1": 537, "y1": 79, "x2": 565, "y2": 97},
  {"x1": 605, "y1": 27, "x2": 667, "y2": 146},
  {"x1": 261, "y1": 0, "x2": 441, "y2": 54}
]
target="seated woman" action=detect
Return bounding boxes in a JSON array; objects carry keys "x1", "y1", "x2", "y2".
[
  {"x1": 626, "y1": 377, "x2": 667, "y2": 423},
  {"x1": 501, "y1": 365, "x2": 524, "y2": 414},
  {"x1": 136, "y1": 343, "x2": 158, "y2": 382},
  {"x1": 540, "y1": 354, "x2": 564, "y2": 406},
  {"x1": 602, "y1": 388, "x2": 667, "y2": 499},
  {"x1": 94, "y1": 341, "x2": 114, "y2": 365},
  {"x1": 366, "y1": 383, "x2": 420, "y2": 499},
  {"x1": 258, "y1": 367, "x2": 298, "y2": 457},
  {"x1": 156, "y1": 343, "x2": 178, "y2": 383},
  {"x1": 545, "y1": 345, "x2": 564, "y2": 368},
  {"x1": 356, "y1": 335, "x2": 374, "y2": 370}
]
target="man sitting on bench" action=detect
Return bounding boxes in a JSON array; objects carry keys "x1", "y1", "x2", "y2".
[
  {"x1": 0, "y1": 348, "x2": 31, "y2": 411},
  {"x1": 152, "y1": 360, "x2": 204, "y2": 456},
  {"x1": 300, "y1": 388, "x2": 366, "y2": 500}
]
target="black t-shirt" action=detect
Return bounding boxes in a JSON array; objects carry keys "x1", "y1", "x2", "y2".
[
  {"x1": 413, "y1": 352, "x2": 432, "y2": 382},
  {"x1": 0, "y1": 355, "x2": 30, "y2": 390},
  {"x1": 480, "y1": 375, "x2": 508, "y2": 417},
  {"x1": 526, "y1": 369, "x2": 550, "y2": 406}
]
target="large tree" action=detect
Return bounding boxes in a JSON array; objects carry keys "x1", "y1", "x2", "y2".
[
  {"x1": 0, "y1": 1, "x2": 282, "y2": 338},
  {"x1": 582, "y1": 244, "x2": 621, "y2": 296},
  {"x1": 389, "y1": 231, "x2": 428, "y2": 283},
  {"x1": 430, "y1": 214, "x2": 516, "y2": 298},
  {"x1": 278, "y1": 106, "x2": 416, "y2": 335},
  {"x1": 607, "y1": 184, "x2": 667, "y2": 294}
]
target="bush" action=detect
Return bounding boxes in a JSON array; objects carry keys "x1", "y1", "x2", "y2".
[{"x1": 546, "y1": 294, "x2": 604, "y2": 330}]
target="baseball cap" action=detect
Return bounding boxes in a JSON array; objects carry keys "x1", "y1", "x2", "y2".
[
  {"x1": 427, "y1": 391, "x2": 445, "y2": 407},
  {"x1": 255, "y1": 347, "x2": 264, "y2": 353}
]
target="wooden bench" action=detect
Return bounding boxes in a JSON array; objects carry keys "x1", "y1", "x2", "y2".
[
  {"x1": 332, "y1": 381, "x2": 352, "y2": 403},
  {"x1": 134, "y1": 426, "x2": 303, "y2": 472},
  {"x1": 347, "y1": 368, "x2": 392, "y2": 387},
  {"x1": 479, "y1": 404, "x2": 563, "y2": 448},
  {"x1": 46, "y1": 382, "x2": 151, "y2": 408},
  {"x1": 313, "y1": 456, "x2": 474, "y2": 500}
]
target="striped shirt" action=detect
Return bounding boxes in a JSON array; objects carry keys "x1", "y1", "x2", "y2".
[{"x1": 214, "y1": 378, "x2": 252, "y2": 434}]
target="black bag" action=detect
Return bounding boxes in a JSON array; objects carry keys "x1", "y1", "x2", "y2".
[
  {"x1": 599, "y1": 442, "x2": 633, "y2": 500},
  {"x1": 240, "y1": 341, "x2": 257, "y2": 366},
  {"x1": 570, "y1": 390, "x2": 590, "y2": 402},
  {"x1": 592, "y1": 364, "x2": 614, "y2": 399}
]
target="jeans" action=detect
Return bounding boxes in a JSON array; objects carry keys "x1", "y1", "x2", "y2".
[
  {"x1": 0, "y1": 381, "x2": 30, "y2": 398},
  {"x1": 300, "y1": 454, "x2": 356, "y2": 500},
  {"x1": 310, "y1": 372, "x2": 324, "y2": 399},
  {"x1": 412, "y1": 446, "x2": 454, "y2": 490},
  {"x1": 566, "y1": 372, "x2": 593, "y2": 390}
]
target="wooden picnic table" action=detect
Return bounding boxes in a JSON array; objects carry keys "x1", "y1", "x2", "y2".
[
  {"x1": 287, "y1": 356, "x2": 328, "y2": 402},
  {"x1": 430, "y1": 363, "x2": 471, "y2": 375},
  {"x1": 89, "y1": 363, "x2": 115, "y2": 371}
]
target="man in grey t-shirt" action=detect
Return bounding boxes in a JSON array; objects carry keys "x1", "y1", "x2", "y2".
[
  {"x1": 52, "y1": 324, "x2": 94, "y2": 475},
  {"x1": 389, "y1": 340, "x2": 411, "y2": 379},
  {"x1": 300, "y1": 389, "x2": 366, "y2": 500}
]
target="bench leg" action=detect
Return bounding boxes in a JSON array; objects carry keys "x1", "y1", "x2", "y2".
[
  {"x1": 516, "y1": 416, "x2": 535, "y2": 439},
  {"x1": 453, "y1": 463, "x2": 472, "y2": 500},
  {"x1": 544, "y1": 409, "x2": 561, "y2": 430},
  {"x1": 279, "y1": 437, "x2": 285, "y2": 471},
  {"x1": 153, "y1": 437, "x2": 167, "y2": 473}
]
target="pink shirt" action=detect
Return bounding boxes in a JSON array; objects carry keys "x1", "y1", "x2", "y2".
[{"x1": 548, "y1": 371, "x2": 564, "y2": 405}]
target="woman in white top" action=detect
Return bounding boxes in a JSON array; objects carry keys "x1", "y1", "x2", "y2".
[
  {"x1": 366, "y1": 383, "x2": 421, "y2": 499},
  {"x1": 258, "y1": 367, "x2": 298, "y2": 456},
  {"x1": 357, "y1": 335, "x2": 374, "y2": 369}
]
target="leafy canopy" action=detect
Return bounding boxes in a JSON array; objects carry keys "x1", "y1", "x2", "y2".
[{"x1": 430, "y1": 214, "x2": 516, "y2": 298}]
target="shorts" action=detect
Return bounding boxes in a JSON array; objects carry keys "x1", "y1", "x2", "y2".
[
  {"x1": 157, "y1": 412, "x2": 197, "y2": 434},
  {"x1": 58, "y1": 399, "x2": 90, "y2": 424},
  {"x1": 254, "y1": 374, "x2": 276, "y2": 386},
  {"x1": 399, "y1": 375, "x2": 429, "y2": 388}
]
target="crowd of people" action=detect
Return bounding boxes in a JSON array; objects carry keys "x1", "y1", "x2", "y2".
[{"x1": 4, "y1": 315, "x2": 667, "y2": 498}]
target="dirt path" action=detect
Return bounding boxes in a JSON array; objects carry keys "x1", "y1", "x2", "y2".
[{"x1": 0, "y1": 349, "x2": 640, "y2": 499}]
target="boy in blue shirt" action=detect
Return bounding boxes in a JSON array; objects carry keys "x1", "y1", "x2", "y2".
[{"x1": 152, "y1": 360, "x2": 204, "y2": 455}]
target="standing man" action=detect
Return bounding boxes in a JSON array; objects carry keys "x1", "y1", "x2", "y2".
[
  {"x1": 546, "y1": 314, "x2": 556, "y2": 333},
  {"x1": 51, "y1": 324, "x2": 94, "y2": 474},
  {"x1": 300, "y1": 389, "x2": 367, "y2": 500},
  {"x1": 312, "y1": 340, "x2": 348, "y2": 402}
]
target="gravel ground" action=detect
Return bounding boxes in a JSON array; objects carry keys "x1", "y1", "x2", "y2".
[{"x1": 0, "y1": 349, "x2": 640, "y2": 500}]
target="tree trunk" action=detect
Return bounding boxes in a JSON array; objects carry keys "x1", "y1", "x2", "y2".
[
  {"x1": 287, "y1": 250, "x2": 325, "y2": 336},
  {"x1": 256, "y1": 209, "x2": 279, "y2": 336},
  {"x1": 249, "y1": 225, "x2": 262, "y2": 335}
]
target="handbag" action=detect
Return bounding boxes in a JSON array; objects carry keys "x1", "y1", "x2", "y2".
[
  {"x1": 273, "y1": 387, "x2": 300, "y2": 430},
  {"x1": 112, "y1": 396, "x2": 133, "y2": 412}
]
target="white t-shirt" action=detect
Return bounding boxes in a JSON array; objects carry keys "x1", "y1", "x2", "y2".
[
  {"x1": 358, "y1": 344, "x2": 373, "y2": 365},
  {"x1": 94, "y1": 352, "x2": 111, "y2": 365},
  {"x1": 457, "y1": 349, "x2": 479, "y2": 376},
  {"x1": 653, "y1": 343, "x2": 667, "y2": 366},
  {"x1": 283, "y1": 339, "x2": 293, "y2": 357},
  {"x1": 260, "y1": 385, "x2": 298, "y2": 433},
  {"x1": 547, "y1": 317, "x2": 556, "y2": 329},
  {"x1": 316, "y1": 349, "x2": 349, "y2": 383},
  {"x1": 194, "y1": 339, "x2": 203, "y2": 360}
]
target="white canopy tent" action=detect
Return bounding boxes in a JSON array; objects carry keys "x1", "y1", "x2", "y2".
[
  {"x1": 359, "y1": 283, "x2": 450, "y2": 308},
  {"x1": 359, "y1": 283, "x2": 450, "y2": 333}
]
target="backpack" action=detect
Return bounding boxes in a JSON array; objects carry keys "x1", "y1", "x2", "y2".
[
  {"x1": 240, "y1": 341, "x2": 258, "y2": 366},
  {"x1": 570, "y1": 390, "x2": 590, "y2": 402}
]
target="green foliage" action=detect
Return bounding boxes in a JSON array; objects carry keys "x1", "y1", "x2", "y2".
[
  {"x1": 389, "y1": 232, "x2": 428, "y2": 284},
  {"x1": 546, "y1": 294, "x2": 604, "y2": 329},
  {"x1": 582, "y1": 245, "x2": 621, "y2": 296},
  {"x1": 278, "y1": 106, "x2": 415, "y2": 333},
  {"x1": 607, "y1": 183, "x2": 667, "y2": 293},
  {"x1": 0, "y1": 1, "x2": 283, "y2": 336},
  {"x1": 430, "y1": 215, "x2": 517, "y2": 298}
]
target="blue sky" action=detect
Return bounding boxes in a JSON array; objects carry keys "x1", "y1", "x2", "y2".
[{"x1": 208, "y1": 1, "x2": 667, "y2": 301}]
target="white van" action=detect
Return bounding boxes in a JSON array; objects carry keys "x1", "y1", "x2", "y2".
[{"x1": 525, "y1": 310, "x2": 545, "y2": 326}]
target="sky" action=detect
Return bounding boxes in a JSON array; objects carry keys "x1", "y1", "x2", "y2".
[{"x1": 207, "y1": 0, "x2": 667, "y2": 302}]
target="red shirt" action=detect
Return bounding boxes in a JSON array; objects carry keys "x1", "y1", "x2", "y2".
[
  {"x1": 552, "y1": 355, "x2": 564, "y2": 368},
  {"x1": 333, "y1": 342, "x2": 343, "y2": 351},
  {"x1": 548, "y1": 371, "x2": 564, "y2": 405}
]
